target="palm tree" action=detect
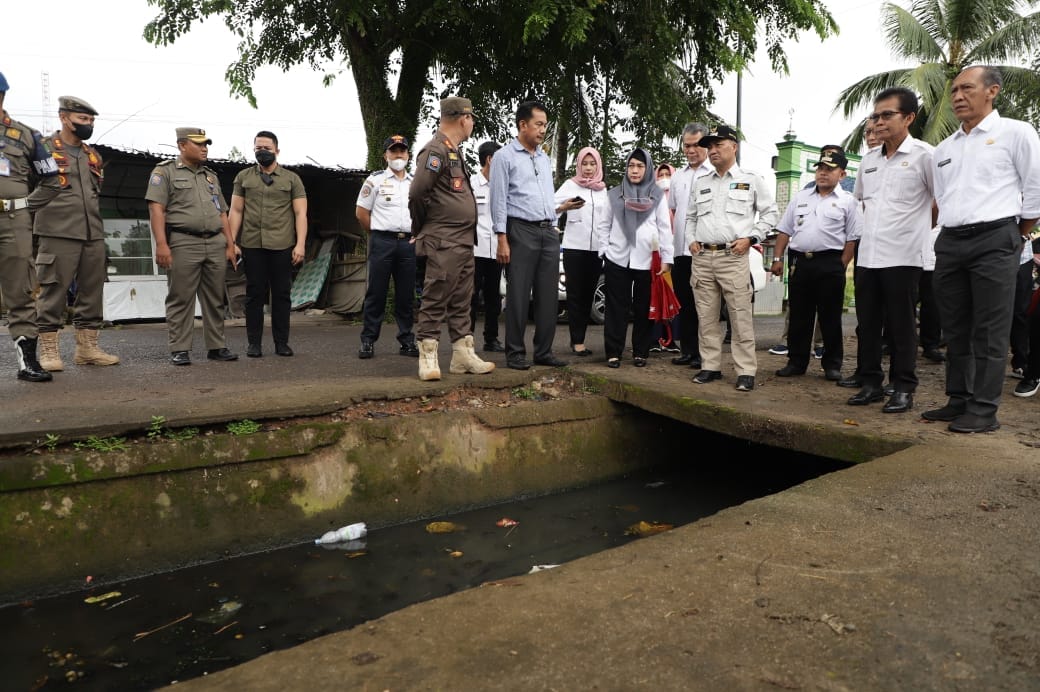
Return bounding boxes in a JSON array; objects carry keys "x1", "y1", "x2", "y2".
[{"x1": 834, "y1": 0, "x2": 1040, "y2": 150}]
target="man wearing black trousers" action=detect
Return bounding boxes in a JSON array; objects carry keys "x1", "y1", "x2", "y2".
[
  {"x1": 848, "y1": 87, "x2": 935, "y2": 413},
  {"x1": 669, "y1": 122, "x2": 713, "y2": 369},
  {"x1": 489, "y1": 100, "x2": 567, "y2": 370},
  {"x1": 470, "y1": 141, "x2": 504, "y2": 351}
]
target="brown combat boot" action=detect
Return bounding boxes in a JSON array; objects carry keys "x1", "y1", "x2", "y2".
[
  {"x1": 38, "y1": 331, "x2": 64, "y2": 372},
  {"x1": 450, "y1": 335, "x2": 496, "y2": 374},
  {"x1": 74, "y1": 328, "x2": 120, "y2": 366},
  {"x1": 418, "y1": 338, "x2": 441, "y2": 381}
]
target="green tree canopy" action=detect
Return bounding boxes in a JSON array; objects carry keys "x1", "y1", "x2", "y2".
[
  {"x1": 144, "y1": 0, "x2": 836, "y2": 173},
  {"x1": 834, "y1": 0, "x2": 1040, "y2": 150}
]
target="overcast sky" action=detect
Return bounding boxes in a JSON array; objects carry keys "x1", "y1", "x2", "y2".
[{"x1": 3, "y1": 0, "x2": 899, "y2": 175}]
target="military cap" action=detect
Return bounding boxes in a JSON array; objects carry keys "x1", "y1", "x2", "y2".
[
  {"x1": 383, "y1": 134, "x2": 410, "y2": 151},
  {"x1": 697, "y1": 124, "x2": 740, "y2": 148},
  {"x1": 0, "y1": 72, "x2": 9, "y2": 93},
  {"x1": 440, "y1": 96, "x2": 475, "y2": 119},
  {"x1": 814, "y1": 152, "x2": 849, "y2": 170},
  {"x1": 175, "y1": 127, "x2": 213, "y2": 145},
  {"x1": 58, "y1": 95, "x2": 98, "y2": 116}
]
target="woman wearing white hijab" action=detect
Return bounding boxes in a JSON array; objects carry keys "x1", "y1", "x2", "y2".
[{"x1": 601, "y1": 148, "x2": 673, "y2": 368}]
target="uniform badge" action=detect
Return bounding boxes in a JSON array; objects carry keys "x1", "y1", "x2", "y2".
[
  {"x1": 149, "y1": 174, "x2": 164, "y2": 186},
  {"x1": 207, "y1": 175, "x2": 215, "y2": 183},
  {"x1": 6, "y1": 127, "x2": 20, "y2": 139},
  {"x1": 452, "y1": 177, "x2": 463, "y2": 191},
  {"x1": 427, "y1": 154, "x2": 442, "y2": 172},
  {"x1": 901, "y1": 161, "x2": 909, "y2": 167},
  {"x1": 447, "y1": 152, "x2": 458, "y2": 160},
  {"x1": 986, "y1": 139, "x2": 995, "y2": 145},
  {"x1": 360, "y1": 183, "x2": 373, "y2": 198},
  {"x1": 731, "y1": 182, "x2": 751, "y2": 190}
]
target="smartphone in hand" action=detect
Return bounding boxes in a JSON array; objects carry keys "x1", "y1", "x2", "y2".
[{"x1": 570, "y1": 196, "x2": 585, "y2": 207}]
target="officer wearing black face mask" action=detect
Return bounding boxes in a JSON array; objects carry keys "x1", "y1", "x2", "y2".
[
  {"x1": 28, "y1": 95, "x2": 121, "y2": 373},
  {"x1": 228, "y1": 130, "x2": 308, "y2": 357}
]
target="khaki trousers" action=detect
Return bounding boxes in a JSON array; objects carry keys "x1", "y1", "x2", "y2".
[
  {"x1": 692, "y1": 249, "x2": 757, "y2": 376},
  {"x1": 166, "y1": 233, "x2": 228, "y2": 352},
  {"x1": 417, "y1": 240, "x2": 474, "y2": 343},
  {"x1": 36, "y1": 236, "x2": 108, "y2": 331},
  {"x1": 0, "y1": 209, "x2": 39, "y2": 340}
]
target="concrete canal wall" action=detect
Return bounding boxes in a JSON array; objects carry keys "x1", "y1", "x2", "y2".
[{"x1": 1, "y1": 395, "x2": 684, "y2": 601}]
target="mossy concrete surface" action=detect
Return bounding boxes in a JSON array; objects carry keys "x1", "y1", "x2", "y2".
[{"x1": 0, "y1": 397, "x2": 676, "y2": 602}]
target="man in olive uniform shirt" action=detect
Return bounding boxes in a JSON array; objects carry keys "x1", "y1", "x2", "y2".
[
  {"x1": 29, "y1": 95, "x2": 120, "y2": 372},
  {"x1": 145, "y1": 127, "x2": 239, "y2": 365},
  {"x1": 408, "y1": 96, "x2": 495, "y2": 381},
  {"x1": 229, "y1": 130, "x2": 307, "y2": 358},
  {"x1": 0, "y1": 71, "x2": 57, "y2": 382}
]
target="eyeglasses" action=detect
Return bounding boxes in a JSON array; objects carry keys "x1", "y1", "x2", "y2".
[{"x1": 867, "y1": 110, "x2": 904, "y2": 122}]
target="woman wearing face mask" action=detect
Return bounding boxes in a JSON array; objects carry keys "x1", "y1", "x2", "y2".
[
  {"x1": 554, "y1": 147, "x2": 610, "y2": 356},
  {"x1": 602, "y1": 148, "x2": 673, "y2": 368}
]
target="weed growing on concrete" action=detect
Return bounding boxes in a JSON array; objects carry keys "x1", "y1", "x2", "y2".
[
  {"x1": 227, "y1": 419, "x2": 262, "y2": 436},
  {"x1": 147, "y1": 415, "x2": 199, "y2": 442},
  {"x1": 512, "y1": 385, "x2": 539, "y2": 400},
  {"x1": 73, "y1": 435, "x2": 129, "y2": 453},
  {"x1": 42, "y1": 433, "x2": 61, "y2": 452}
]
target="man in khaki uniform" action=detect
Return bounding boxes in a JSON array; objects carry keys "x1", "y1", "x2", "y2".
[
  {"x1": 0, "y1": 71, "x2": 57, "y2": 382},
  {"x1": 229, "y1": 130, "x2": 307, "y2": 357},
  {"x1": 408, "y1": 96, "x2": 494, "y2": 381},
  {"x1": 29, "y1": 95, "x2": 119, "y2": 371},
  {"x1": 145, "y1": 127, "x2": 239, "y2": 365}
]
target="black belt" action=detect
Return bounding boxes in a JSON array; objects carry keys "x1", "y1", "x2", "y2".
[
  {"x1": 790, "y1": 249, "x2": 841, "y2": 259},
  {"x1": 372, "y1": 229, "x2": 410, "y2": 239},
  {"x1": 508, "y1": 217, "x2": 554, "y2": 228},
  {"x1": 700, "y1": 243, "x2": 730, "y2": 251},
  {"x1": 942, "y1": 216, "x2": 1016, "y2": 235},
  {"x1": 169, "y1": 227, "x2": 221, "y2": 238}
]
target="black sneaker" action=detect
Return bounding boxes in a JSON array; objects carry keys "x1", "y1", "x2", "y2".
[
  {"x1": 484, "y1": 340, "x2": 505, "y2": 353},
  {"x1": 692, "y1": 370, "x2": 722, "y2": 384},
  {"x1": 1014, "y1": 377, "x2": 1040, "y2": 398},
  {"x1": 358, "y1": 342, "x2": 375, "y2": 359},
  {"x1": 735, "y1": 375, "x2": 755, "y2": 392},
  {"x1": 207, "y1": 348, "x2": 239, "y2": 361},
  {"x1": 399, "y1": 342, "x2": 420, "y2": 357},
  {"x1": 170, "y1": 351, "x2": 191, "y2": 366}
]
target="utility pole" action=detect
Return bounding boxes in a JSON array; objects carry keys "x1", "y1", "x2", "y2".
[{"x1": 40, "y1": 71, "x2": 51, "y2": 133}]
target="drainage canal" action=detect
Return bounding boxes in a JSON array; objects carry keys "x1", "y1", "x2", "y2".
[{"x1": 1, "y1": 440, "x2": 850, "y2": 691}]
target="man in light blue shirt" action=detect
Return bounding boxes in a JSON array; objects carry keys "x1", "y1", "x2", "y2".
[{"x1": 489, "y1": 100, "x2": 565, "y2": 369}]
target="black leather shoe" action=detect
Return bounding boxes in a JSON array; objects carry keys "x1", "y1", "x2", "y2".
[
  {"x1": 14, "y1": 336, "x2": 53, "y2": 382},
  {"x1": 837, "y1": 375, "x2": 862, "y2": 388},
  {"x1": 533, "y1": 355, "x2": 568, "y2": 367},
  {"x1": 883, "y1": 383, "x2": 895, "y2": 396},
  {"x1": 692, "y1": 370, "x2": 722, "y2": 384},
  {"x1": 690, "y1": 358, "x2": 702, "y2": 369},
  {"x1": 275, "y1": 343, "x2": 293, "y2": 357},
  {"x1": 633, "y1": 357, "x2": 647, "y2": 368},
  {"x1": 399, "y1": 342, "x2": 420, "y2": 357},
  {"x1": 246, "y1": 343, "x2": 262, "y2": 358},
  {"x1": 948, "y1": 413, "x2": 1000, "y2": 433},
  {"x1": 483, "y1": 340, "x2": 505, "y2": 353},
  {"x1": 570, "y1": 346, "x2": 593, "y2": 357},
  {"x1": 171, "y1": 351, "x2": 191, "y2": 366},
  {"x1": 921, "y1": 402, "x2": 967, "y2": 422},
  {"x1": 607, "y1": 358, "x2": 621, "y2": 369},
  {"x1": 922, "y1": 348, "x2": 946, "y2": 363},
  {"x1": 775, "y1": 364, "x2": 806, "y2": 377},
  {"x1": 507, "y1": 358, "x2": 531, "y2": 370},
  {"x1": 735, "y1": 375, "x2": 755, "y2": 392},
  {"x1": 358, "y1": 342, "x2": 374, "y2": 359},
  {"x1": 207, "y1": 348, "x2": 239, "y2": 361},
  {"x1": 882, "y1": 392, "x2": 913, "y2": 413},
  {"x1": 823, "y1": 369, "x2": 842, "y2": 381},
  {"x1": 671, "y1": 353, "x2": 695, "y2": 366},
  {"x1": 847, "y1": 387, "x2": 884, "y2": 405}
]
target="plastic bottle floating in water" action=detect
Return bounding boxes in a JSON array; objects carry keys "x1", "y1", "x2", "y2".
[{"x1": 315, "y1": 522, "x2": 367, "y2": 544}]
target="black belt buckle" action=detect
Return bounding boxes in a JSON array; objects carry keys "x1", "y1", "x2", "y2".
[
  {"x1": 536, "y1": 220, "x2": 552, "y2": 228},
  {"x1": 395, "y1": 232, "x2": 408, "y2": 240}
]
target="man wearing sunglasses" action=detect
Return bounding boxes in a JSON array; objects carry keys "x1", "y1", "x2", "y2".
[
  {"x1": 924, "y1": 65, "x2": 1040, "y2": 433},
  {"x1": 847, "y1": 88, "x2": 935, "y2": 414}
]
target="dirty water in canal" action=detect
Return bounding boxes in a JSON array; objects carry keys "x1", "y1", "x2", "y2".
[{"x1": 2, "y1": 446, "x2": 850, "y2": 691}]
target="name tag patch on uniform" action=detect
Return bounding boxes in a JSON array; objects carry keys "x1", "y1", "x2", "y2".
[
  {"x1": 149, "y1": 174, "x2": 164, "y2": 186},
  {"x1": 797, "y1": 203, "x2": 807, "y2": 208},
  {"x1": 864, "y1": 167, "x2": 877, "y2": 174},
  {"x1": 730, "y1": 182, "x2": 750, "y2": 190},
  {"x1": 427, "y1": 155, "x2": 442, "y2": 172},
  {"x1": 937, "y1": 158, "x2": 952, "y2": 168},
  {"x1": 699, "y1": 188, "x2": 710, "y2": 195}
]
